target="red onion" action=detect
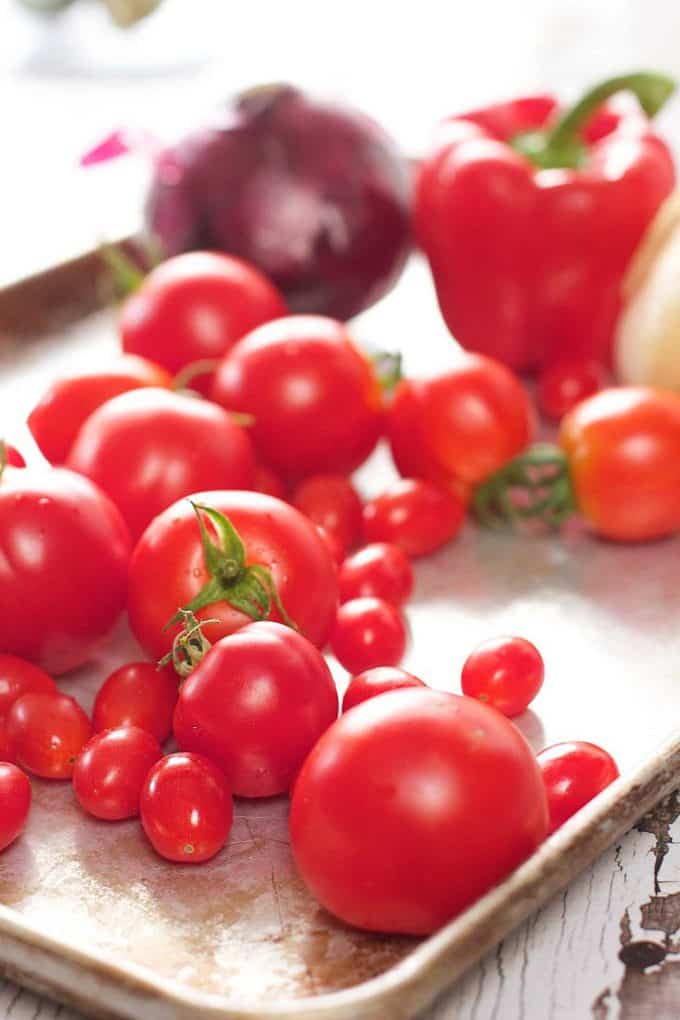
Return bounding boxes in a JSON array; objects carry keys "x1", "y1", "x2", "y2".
[{"x1": 145, "y1": 84, "x2": 412, "y2": 320}]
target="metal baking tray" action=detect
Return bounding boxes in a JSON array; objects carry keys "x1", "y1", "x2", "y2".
[{"x1": 0, "y1": 253, "x2": 678, "y2": 1020}]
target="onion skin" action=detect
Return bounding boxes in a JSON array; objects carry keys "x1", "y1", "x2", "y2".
[
  {"x1": 145, "y1": 84, "x2": 412, "y2": 321},
  {"x1": 616, "y1": 191, "x2": 680, "y2": 392}
]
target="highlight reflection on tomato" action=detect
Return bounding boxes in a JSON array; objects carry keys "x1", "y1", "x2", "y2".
[
  {"x1": 291, "y1": 689, "x2": 549, "y2": 934},
  {"x1": 128, "y1": 491, "x2": 338, "y2": 660},
  {"x1": 211, "y1": 316, "x2": 383, "y2": 482},
  {"x1": 173, "y1": 622, "x2": 338, "y2": 797},
  {"x1": 0, "y1": 467, "x2": 130, "y2": 674},
  {"x1": 140, "y1": 752, "x2": 233, "y2": 863}
]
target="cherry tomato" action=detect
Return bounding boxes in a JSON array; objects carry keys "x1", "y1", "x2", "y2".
[
  {"x1": 27, "y1": 355, "x2": 172, "y2": 465},
  {"x1": 292, "y1": 475, "x2": 363, "y2": 555},
  {"x1": 73, "y1": 727, "x2": 162, "y2": 821},
  {"x1": 537, "y1": 741, "x2": 619, "y2": 835},
  {"x1": 538, "y1": 358, "x2": 605, "y2": 423},
  {"x1": 342, "y1": 666, "x2": 425, "y2": 712},
  {"x1": 338, "y1": 543, "x2": 413, "y2": 608},
  {"x1": 560, "y1": 387, "x2": 680, "y2": 541},
  {"x1": 330, "y1": 597, "x2": 407, "y2": 675},
  {"x1": 120, "y1": 252, "x2": 287, "y2": 385},
  {"x1": 363, "y1": 478, "x2": 465, "y2": 558},
  {"x1": 140, "y1": 752, "x2": 233, "y2": 863},
  {"x1": 0, "y1": 718, "x2": 15, "y2": 764},
  {"x1": 0, "y1": 764, "x2": 31, "y2": 852},
  {"x1": 0, "y1": 467, "x2": 130, "y2": 674},
  {"x1": 4, "y1": 445, "x2": 25, "y2": 468},
  {"x1": 128, "y1": 491, "x2": 338, "y2": 660},
  {"x1": 253, "y1": 463, "x2": 286, "y2": 500},
  {"x1": 290, "y1": 688, "x2": 549, "y2": 934},
  {"x1": 174, "y1": 622, "x2": 338, "y2": 797},
  {"x1": 0, "y1": 655, "x2": 56, "y2": 718},
  {"x1": 93, "y1": 663, "x2": 178, "y2": 744},
  {"x1": 67, "y1": 388, "x2": 255, "y2": 541},
  {"x1": 7, "y1": 693, "x2": 92, "y2": 779},
  {"x1": 461, "y1": 636, "x2": 544, "y2": 718},
  {"x1": 316, "y1": 526, "x2": 345, "y2": 568},
  {"x1": 211, "y1": 316, "x2": 383, "y2": 482},
  {"x1": 388, "y1": 354, "x2": 534, "y2": 488}
]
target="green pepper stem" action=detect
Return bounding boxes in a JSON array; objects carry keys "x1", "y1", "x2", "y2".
[
  {"x1": 546, "y1": 71, "x2": 675, "y2": 155},
  {"x1": 514, "y1": 71, "x2": 675, "y2": 170}
]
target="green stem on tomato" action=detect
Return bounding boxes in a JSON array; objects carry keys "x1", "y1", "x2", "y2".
[
  {"x1": 371, "y1": 350, "x2": 403, "y2": 394},
  {"x1": 172, "y1": 363, "x2": 255, "y2": 427},
  {"x1": 473, "y1": 444, "x2": 576, "y2": 530},
  {"x1": 164, "y1": 502, "x2": 299, "y2": 635},
  {"x1": 158, "y1": 609, "x2": 219, "y2": 679},
  {"x1": 173, "y1": 360, "x2": 220, "y2": 393},
  {"x1": 98, "y1": 242, "x2": 146, "y2": 298},
  {"x1": 513, "y1": 71, "x2": 676, "y2": 170},
  {"x1": 0, "y1": 441, "x2": 7, "y2": 482}
]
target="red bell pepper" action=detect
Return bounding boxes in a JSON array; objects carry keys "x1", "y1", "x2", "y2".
[{"x1": 415, "y1": 73, "x2": 676, "y2": 373}]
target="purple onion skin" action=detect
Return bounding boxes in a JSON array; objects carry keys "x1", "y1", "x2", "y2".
[{"x1": 145, "y1": 85, "x2": 412, "y2": 321}]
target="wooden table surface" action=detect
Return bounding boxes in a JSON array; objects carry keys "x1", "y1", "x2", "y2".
[{"x1": 2, "y1": 1, "x2": 680, "y2": 1017}]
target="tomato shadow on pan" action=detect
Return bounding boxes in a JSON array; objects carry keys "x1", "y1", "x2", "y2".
[{"x1": 71, "y1": 796, "x2": 419, "y2": 998}]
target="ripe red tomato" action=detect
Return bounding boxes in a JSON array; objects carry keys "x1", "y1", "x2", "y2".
[
  {"x1": 388, "y1": 355, "x2": 534, "y2": 487},
  {"x1": 338, "y1": 543, "x2": 414, "y2": 607},
  {"x1": 461, "y1": 636, "x2": 544, "y2": 718},
  {"x1": 211, "y1": 316, "x2": 383, "y2": 482},
  {"x1": 7, "y1": 693, "x2": 92, "y2": 779},
  {"x1": 538, "y1": 741, "x2": 619, "y2": 835},
  {"x1": 316, "y1": 525, "x2": 346, "y2": 568},
  {"x1": 140, "y1": 752, "x2": 233, "y2": 863},
  {"x1": 174, "y1": 622, "x2": 338, "y2": 797},
  {"x1": 0, "y1": 764, "x2": 31, "y2": 852},
  {"x1": 0, "y1": 719, "x2": 15, "y2": 763},
  {"x1": 4, "y1": 445, "x2": 25, "y2": 468},
  {"x1": 0, "y1": 467, "x2": 130, "y2": 674},
  {"x1": 290, "y1": 688, "x2": 549, "y2": 934},
  {"x1": 291, "y1": 475, "x2": 363, "y2": 555},
  {"x1": 128, "y1": 491, "x2": 338, "y2": 660},
  {"x1": 73, "y1": 727, "x2": 162, "y2": 821},
  {"x1": 120, "y1": 252, "x2": 287, "y2": 384},
  {"x1": 363, "y1": 478, "x2": 465, "y2": 557},
  {"x1": 538, "y1": 358, "x2": 605, "y2": 423},
  {"x1": 93, "y1": 663, "x2": 178, "y2": 744},
  {"x1": 559, "y1": 387, "x2": 680, "y2": 541},
  {"x1": 0, "y1": 655, "x2": 56, "y2": 718},
  {"x1": 342, "y1": 666, "x2": 425, "y2": 712},
  {"x1": 253, "y1": 463, "x2": 286, "y2": 500},
  {"x1": 67, "y1": 388, "x2": 255, "y2": 542},
  {"x1": 27, "y1": 355, "x2": 172, "y2": 465},
  {"x1": 330, "y1": 597, "x2": 407, "y2": 675}
]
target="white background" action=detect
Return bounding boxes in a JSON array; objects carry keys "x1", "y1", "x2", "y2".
[{"x1": 3, "y1": 0, "x2": 680, "y2": 283}]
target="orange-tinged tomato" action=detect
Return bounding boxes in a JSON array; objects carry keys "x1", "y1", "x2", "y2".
[
  {"x1": 560, "y1": 386, "x2": 680, "y2": 542},
  {"x1": 388, "y1": 354, "x2": 533, "y2": 491},
  {"x1": 28, "y1": 355, "x2": 172, "y2": 464}
]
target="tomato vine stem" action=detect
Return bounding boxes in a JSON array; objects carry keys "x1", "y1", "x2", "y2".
[{"x1": 473, "y1": 443, "x2": 575, "y2": 529}]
